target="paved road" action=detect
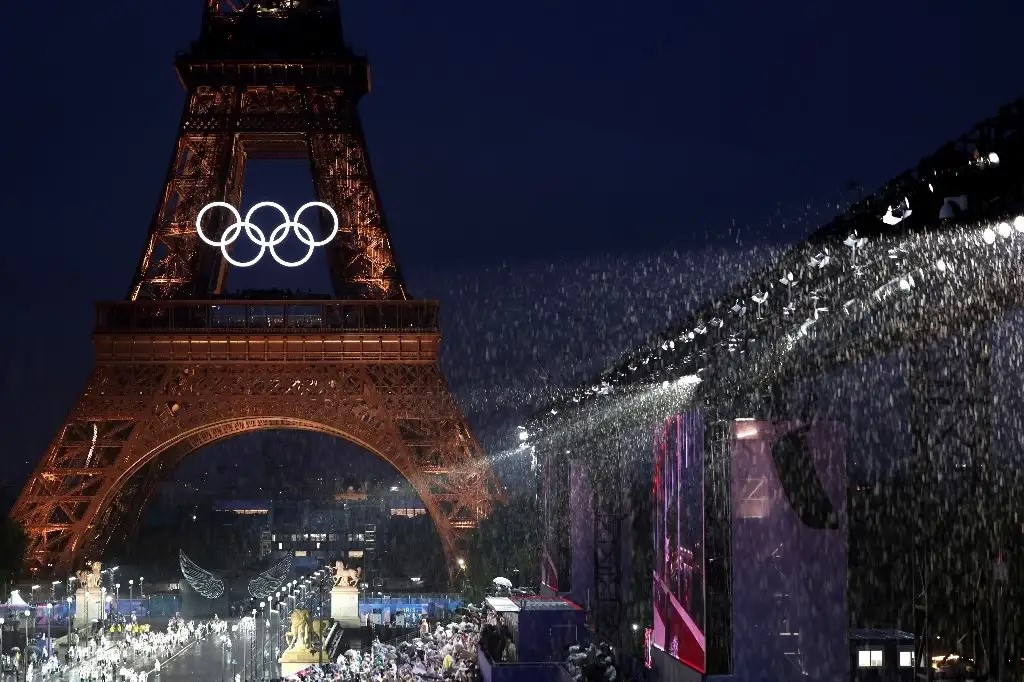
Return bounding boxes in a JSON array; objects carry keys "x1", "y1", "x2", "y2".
[
  {"x1": 1, "y1": 630, "x2": 237, "y2": 682},
  {"x1": 2, "y1": 617, "x2": 375, "y2": 681},
  {"x1": 156, "y1": 620, "x2": 280, "y2": 682}
]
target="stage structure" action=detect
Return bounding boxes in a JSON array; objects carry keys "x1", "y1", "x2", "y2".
[
  {"x1": 529, "y1": 96, "x2": 1024, "y2": 678},
  {"x1": 10, "y1": 0, "x2": 501, "y2": 575},
  {"x1": 721, "y1": 418, "x2": 848, "y2": 682}
]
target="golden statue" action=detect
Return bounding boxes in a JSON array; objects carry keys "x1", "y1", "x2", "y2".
[{"x1": 285, "y1": 608, "x2": 313, "y2": 653}]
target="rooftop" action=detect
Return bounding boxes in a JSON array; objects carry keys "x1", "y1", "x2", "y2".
[
  {"x1": 850, "y1": 628, "x2": 915, "y2": 642},
  {"x1": 516, "y1": 596, "x2": 583, "y2": 611}
]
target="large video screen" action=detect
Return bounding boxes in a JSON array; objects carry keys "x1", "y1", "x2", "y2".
[{"x1": 652, "y1": 411, "x2": 705, "y2": 673}]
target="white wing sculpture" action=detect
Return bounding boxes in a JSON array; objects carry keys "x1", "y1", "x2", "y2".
[
  {"x1": 248, "y1": 555, "x2": 292, "y2": 599},
  {"x1": 179, "y1": 550, "x2": 225, "y2": 599}
]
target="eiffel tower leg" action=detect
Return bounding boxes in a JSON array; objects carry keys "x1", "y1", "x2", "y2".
[
  {"x1": 11, "y1": 359, "x2": 500, "y2": 575},
  {"x1": 131, "y1": 86, "x2": 242, "y2": 301},
  {"x1": 307, "y1": 90, "x2": 405, "y2": 301}
]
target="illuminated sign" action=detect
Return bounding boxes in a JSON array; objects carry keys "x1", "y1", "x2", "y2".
[{"x1": 195, "y1": 201, "x2": 339, "y2": 267}]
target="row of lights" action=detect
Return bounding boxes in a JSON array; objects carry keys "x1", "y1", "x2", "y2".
[
  {"x1": 530, "y1": 205, "x2": 1020, "y2": 431},
  {"x1": 981, "y1": 215, "x2": 1024, "y2": 244},
  {"x1": 528, "y1": 147, "x2": 1008, "y2": 422},
  {"x1": 28, "y1": 572, "x2": 143, "y2": 601}
]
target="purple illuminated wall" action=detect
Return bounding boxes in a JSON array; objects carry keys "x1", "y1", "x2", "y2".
[
  {"x1": 728, "y1": 420, "x2": 848, "y2": 681},
  {"x1": 652, "y1": 411, "x2": 706, "y2": 674}
]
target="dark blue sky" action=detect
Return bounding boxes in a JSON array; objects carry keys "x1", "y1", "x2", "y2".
[{"x1": 1, "y1": 1, "x2": 1023, "y2": 496}]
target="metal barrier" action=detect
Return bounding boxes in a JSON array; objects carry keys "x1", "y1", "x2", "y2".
[{"x1": 478, "y1": 647, "x2": 576, "y2": 682}]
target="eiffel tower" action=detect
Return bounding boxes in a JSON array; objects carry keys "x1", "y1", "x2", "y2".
[{"x1": 10, "y1": 0, "x2": 502, "y2": 575}]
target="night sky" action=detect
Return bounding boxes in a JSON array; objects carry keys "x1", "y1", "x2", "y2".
[{"x1": 2, "y1": 1, "x2": 1024, "y2": 500}]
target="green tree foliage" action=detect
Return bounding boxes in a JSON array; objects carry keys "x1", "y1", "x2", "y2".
[{"x1": 462, "y1": 494, "x2": 540, "y2": 602}]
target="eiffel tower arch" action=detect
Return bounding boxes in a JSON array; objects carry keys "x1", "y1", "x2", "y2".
[{"x1": 10, "y1": 0, "x2": 502, "y2": 575}]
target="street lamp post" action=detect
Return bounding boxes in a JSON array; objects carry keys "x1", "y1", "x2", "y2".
[
  {"x1": 114, "y1": 583, "x2": 120, "y2": 616},
  {"x1": 45, "y1": 604, "x2": 52, "y2": 659},
  {"x1": 318, "y1": 572, "x2": 325, "y2": 665},
  {"x1": 0, "y1": 617, "x2": 5, "y2": 668},
  {"x1": 259, "y1": 603, "x2": 266, "y2": 679},
  {"x1": 456, "y1": 557, "x2": 468, "y2": 594},
  {"x1": 50, "y1": 581, "x2": 59, "y2": 601},
  {"x1": 230, "y1": 624, "x2": 239, "y2": 681},
  {"x1": 66, "y1": 596, "x2": 74, "y2": 643},
  {"x1": 238, "y1": 619, "x2": 249, "y2": 682},
  {"x1": 139, "y1": 577, "x2": 144, "y2": 599},
  {"x1": 251, "y1": 609, "x2": 257, "y2": 681},
  {"x1": 22, "y1": 609, "x2": 30, "y2": 682}
]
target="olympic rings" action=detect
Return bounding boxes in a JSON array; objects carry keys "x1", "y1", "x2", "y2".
[{"x1": 195, "y1": 201, "x2": 339, "y2": 268}]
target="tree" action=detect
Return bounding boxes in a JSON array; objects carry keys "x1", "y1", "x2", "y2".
[
  {"x1": 382, "y1": 515, "x2": 447, "y2": 588},
  {"x1": 463, "y1": 494, "x2": 540, "y2": 602},
  {"x1": 0, "y1": 517, "x2": 28, "y2": 595}
]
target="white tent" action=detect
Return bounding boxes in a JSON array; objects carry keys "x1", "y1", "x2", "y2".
[{"x1": 4, "y1": 590, "x2": 30, "y2": 607}]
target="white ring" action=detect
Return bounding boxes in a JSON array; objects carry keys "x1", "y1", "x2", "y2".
[{"x1": 195, "y1": 201, "x2": 340, "y2": 268}]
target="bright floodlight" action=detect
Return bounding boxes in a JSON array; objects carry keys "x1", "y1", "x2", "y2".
[
  {"x1": 989, "y1": 152, "x2": 1000, "y2": 164},
  {"x1": 517, "y1": 427, "x2": 529, "y2": 442},
  {"x1": 882, "y1": 198, "x2": 912, "y2": 225},
  {"x1": 983, "y1": 227, "x2": 997, "y2": 244},
  {"x1": 936, "y1": 259, "x2": 947, "y2": 272},
  {"x1": 997, "y1": 221, "x2": 1012, "y2": 238}
]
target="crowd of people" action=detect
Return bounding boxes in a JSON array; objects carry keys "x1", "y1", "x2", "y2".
[
  {"x1": 284, "y1": 612, "x2": 483, "y2": 681},
  {"x1": 4, "y1": 613, "x2": 222, "y2": 682},
  {"x1": 566, "y1": 642, "x2": 620, "y2": 682}
]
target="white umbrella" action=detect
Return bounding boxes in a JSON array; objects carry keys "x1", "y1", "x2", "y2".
[{"x1": 491, "y1": 577, "x2": 512, "y2": 588}]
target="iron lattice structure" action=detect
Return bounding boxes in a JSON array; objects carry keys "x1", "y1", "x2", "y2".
[
  {"x1": 10, "y1": 0, "x2": 502, "y2": 575},
  {"x1": 528, "y1": 97, "x2": 1024, "y2": 427},
  {"x1": 133, "y1": 0, "x2": 405, "y2": 301},
  {"x1": 529, "y1": 95, "x2": 1024, "y2": 675},
  {"x1": 909, "y1": 331, "x2": 999, "y2": 679}
]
